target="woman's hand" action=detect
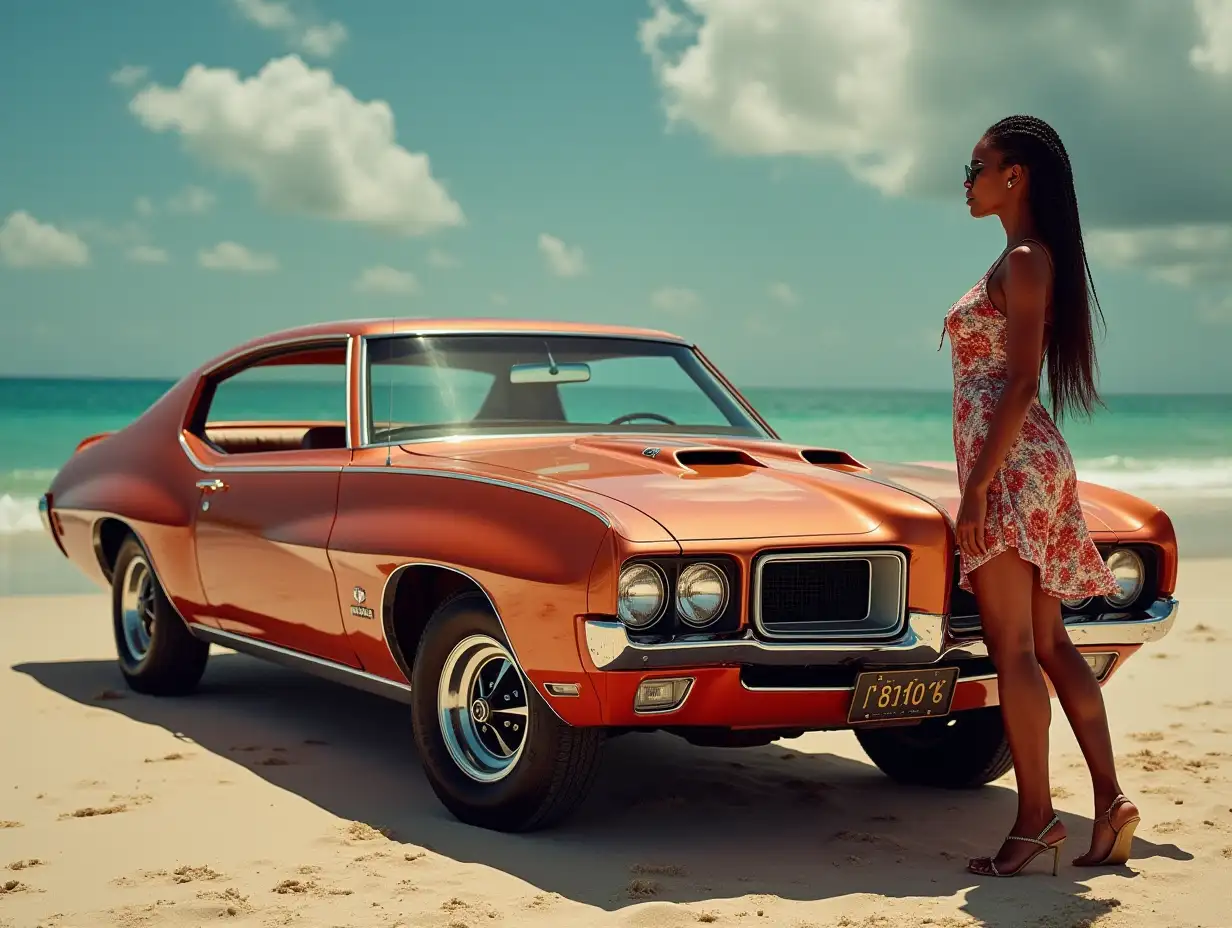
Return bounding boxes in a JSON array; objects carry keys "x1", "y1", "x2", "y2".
[{"x1": 956, "y1": 484, "x2": 989, "y2": 561}]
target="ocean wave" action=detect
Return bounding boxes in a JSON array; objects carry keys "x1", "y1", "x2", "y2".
[{"x1": 1074, "y1": 456, "x2": 1232, "y2": 497}]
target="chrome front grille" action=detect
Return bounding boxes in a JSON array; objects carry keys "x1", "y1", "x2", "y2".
[{"x1": 752, "y1": 550, "x2": 907, "y2": 640}]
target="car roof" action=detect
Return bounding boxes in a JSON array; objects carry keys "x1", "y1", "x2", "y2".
[
  {"x1": 195, "y1": 317, "x2": 693, "y2": 376},
  {"x1": 258, "y1": 317, "x2": 687, "y2": 345}
]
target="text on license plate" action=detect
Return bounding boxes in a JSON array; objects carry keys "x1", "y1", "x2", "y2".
[{"x1": 847, "y1": 666, "x2": 960, "y2": 724}]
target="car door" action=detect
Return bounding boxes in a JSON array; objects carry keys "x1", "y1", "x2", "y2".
[{"x1": 183, "y1": 336, "x2": 360, "y2": 667}]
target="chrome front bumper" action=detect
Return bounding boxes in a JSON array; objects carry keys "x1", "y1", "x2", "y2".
[{"x1": 584, "y1": 596, "x2": 1179, "y2": 672}]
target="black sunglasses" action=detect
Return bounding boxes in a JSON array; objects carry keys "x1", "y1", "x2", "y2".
[{"x1": 964, "y1": 163, "x2": 984, "y2": 184}]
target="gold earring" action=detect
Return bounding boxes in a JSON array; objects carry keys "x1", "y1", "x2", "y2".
[{"x1": 1007, "y1": 180, "x2": 1013, "y2": 188}]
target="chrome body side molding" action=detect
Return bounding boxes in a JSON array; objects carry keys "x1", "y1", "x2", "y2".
[{"x1": 187, "y1": 624, "x2": 415, "y2": 704}]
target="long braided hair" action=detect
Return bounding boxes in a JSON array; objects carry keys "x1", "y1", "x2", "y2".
[{"x1": 984, "y1": 114, "x2": 1106, "y2": 424}]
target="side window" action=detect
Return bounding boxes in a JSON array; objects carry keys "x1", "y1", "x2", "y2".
[
  {"x1": 368, "y1": 361, "x2": 494, "y2": 440},
  {"x1": 197, "y1": 343, "x2": 349, "y2": 454},
  {"x1": 557, "y1": 355, "x2": 731, "y2": 426}
]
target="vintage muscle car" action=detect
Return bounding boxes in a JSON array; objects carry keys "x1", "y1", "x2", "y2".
[{"x1": 40, "y1": 318, "x2": 1179, "y2": 832}]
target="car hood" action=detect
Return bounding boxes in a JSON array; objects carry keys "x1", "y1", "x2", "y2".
[
  {"x1": 860, "y1": 460, "x2": 1144, "y2": 534},
  {"x1": 422, "y1": 436, "x2": 938, "y2": 541},
  {"x1": 418, "y1": 435, "x2": 1150, "y2": 540}
]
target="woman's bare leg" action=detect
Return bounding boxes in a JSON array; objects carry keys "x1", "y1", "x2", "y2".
[
  {"x1": 967, "y1": 548, "x2": 1066, "y2": 874},
  {"x1": 1030, "y1": 581, "x2": 1138, "y2": 864}
]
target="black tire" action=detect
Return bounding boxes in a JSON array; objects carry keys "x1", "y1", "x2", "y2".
[
  {"x1": 111, "y1": 535, "x2": 209, "y2": 696},
  {"x1": 411, "y1": 592, "x2": 604, "y2": 832},
  {"x1": 854, "y1": 706, "x2": 1013, "y2": 788}
]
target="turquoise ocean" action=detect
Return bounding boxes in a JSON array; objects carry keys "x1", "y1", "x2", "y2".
[{"x1": 3, "y1": 377, "x2": 1230, "y2": 593}]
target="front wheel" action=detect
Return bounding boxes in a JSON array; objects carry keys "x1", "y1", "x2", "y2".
[
  {"x1": 854, "y1": 706, "x2": 1013, "y2": 788},
  {"x1": 411, "y1": 593, "x2": 603, "y2": 832},
  {"x1": 111, "y1": 535, "x2": 209, "y2": 696}
]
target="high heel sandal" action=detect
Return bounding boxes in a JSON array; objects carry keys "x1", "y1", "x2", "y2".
[
  {"x1": 1073, "y1": 794, "x2": 1140, "y2": 867},
  {"x1": 967, "y1": 815, "x2": 1066, "y2": 878}
]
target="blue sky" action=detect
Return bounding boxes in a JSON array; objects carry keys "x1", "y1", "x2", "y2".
[{"x1": 1, "y1": 0, "x2": 1230, "y2": 391}]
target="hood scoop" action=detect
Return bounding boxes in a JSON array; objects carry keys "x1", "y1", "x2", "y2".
[
  {"x1": 673, "y1": 448, "x2": 765, "y2": 469},
  {"x1": 799, "y1": 448, "x2": 867, "y2": 471}
]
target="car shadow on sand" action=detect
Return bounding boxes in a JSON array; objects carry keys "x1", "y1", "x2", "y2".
[{"x1": 14, "y1": 651, "x2": 1194, "y2": 924}]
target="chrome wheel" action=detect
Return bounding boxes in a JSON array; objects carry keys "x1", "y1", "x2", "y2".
[
  {"x1": 437, "y1": 634, "x2": 529, "y2": 783},
  {"x1": 119, "y1": 554, "x2": 155, "y2": 662}
]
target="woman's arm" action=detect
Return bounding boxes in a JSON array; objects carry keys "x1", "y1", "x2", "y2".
[{"x1": 957, "y1": 243, "x2": 1050, "y2": 559}]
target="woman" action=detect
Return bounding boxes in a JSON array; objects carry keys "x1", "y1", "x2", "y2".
[{"x1": 941, "y1": 114, "x2": 1141, "y2": 878}]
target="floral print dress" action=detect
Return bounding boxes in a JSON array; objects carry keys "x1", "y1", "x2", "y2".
[{"x1": 941, "y1": 245, "x2": 1120, "y2": 600}]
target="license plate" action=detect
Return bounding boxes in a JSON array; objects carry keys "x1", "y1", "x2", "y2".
[{"x1": 847, "y1": 666, "x2": 960, "y2": 724}]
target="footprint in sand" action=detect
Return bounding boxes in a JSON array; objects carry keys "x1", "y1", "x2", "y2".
[
  {"x1": 1130, "y1": 731, "x2": 1166, "y2": 743},
  {"x1": 0, "y1": 821, "x2": 22, "y2": 829},
  {"x1": 271, "y1": 878, "x2": 352, "y2": 897},
  {"x1": 196, "y1": 887, "x2": 253, "y2": 918},
  {"x1": 1, "y1": 879, "x2": 32, "y2": 894},
  {"x1": 6, "y1": 859, "x2": 44, "y2": 871},
  {"x1": 144, "y1": 752, "x2": 190, "y2": 764}
]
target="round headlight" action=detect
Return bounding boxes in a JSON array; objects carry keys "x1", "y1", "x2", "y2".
[
  {"x1": 1104, "y1": 548, "x2": 1145, "y2": 608},
  {"x1": 617, "y1": 563, "x2": 667, "y2": 628},
  {"x1": 1061, "y1": 596, "x2": 1092, "y2": 610},
  {"x1": 675, "y1": 562, "x2": 730, "y2": 628}
]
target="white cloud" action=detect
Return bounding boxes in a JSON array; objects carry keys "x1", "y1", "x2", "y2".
[
  {"x1": 427, "y1": 247, "x2": 460, "y2": 268},
  {"x1": 1087, "y1": 223, "x2": 1232, "y2": 285},
  {"x1": 639, "y1": 0, "x2": 1232, "y2": 284},
  {"x1": 0, "y1": 211, "x2": 90, "y2": 268},
  {"x1": 538, "y1": 233, "x2": 586, "y2": 277},
  {"x1": 198, "y1": 241, "x2": 279, "y2": 272},
  {"x1": 233, "y1": 0, "x2": 348, "y2": 58},
  {"x1": 127, "y1": 245, "x2": 170, "y2": 264},
  {"x1": 110, "y1": 64, "x2": 149, "y2": 88},
  {"x1": 1192, "y1": 0, "x2": 1232, "y2": 75},
  {"x1": 650, "y1": 286, "x2": 702, "y2": 314},
  {"x1": 167, "y1": 185, "x2": 216, "y2": 214},
  {"x1": 129, "y1": 55, "x2": 464, "y2": 236},
  {"x1": 354, "y1": 265, "x2": 420, "y2": 295},
  {"x1": 769, "y1": 282, "x2": 798, "y2": 306}
]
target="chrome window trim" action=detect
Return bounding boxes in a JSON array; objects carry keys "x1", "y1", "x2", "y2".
[
  {"x1": 177, "y1": 432, "x2": 344, "y2": 474},
  {"x1": 355, "y1": 331, "x2": 771, "y2": 450},
  {"x1": 357, "y1": 429, "x2": 776, "y2": 450},
  {"x1": 751, "y1": 548, "x2": 908, "y2": 641},
  {"x1": 190, "y1": 331, "x2": 355, "y2": 452},
  {"x1": 584, "y1": 596, "x2": 1179, "y2": 672}
]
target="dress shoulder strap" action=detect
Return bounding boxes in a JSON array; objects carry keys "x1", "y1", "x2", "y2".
[{"x1": 1017, "y1": 237, "x2": 1054, "y2": 271}]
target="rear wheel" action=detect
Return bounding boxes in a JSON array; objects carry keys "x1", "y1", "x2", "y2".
[
  {"x1": 411, "y1": 592, "x2": 603, "y2": 831},
  {"x1": 854, "y1": 706, "x2": 1013, "y2": 788},
  {"x1": 111, "y1": 535, "x2": 209, "y2": 696}
]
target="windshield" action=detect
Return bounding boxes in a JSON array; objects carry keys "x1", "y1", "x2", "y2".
[{"x1": 363, "y1": 333, "x2": 769, "y2": 443}]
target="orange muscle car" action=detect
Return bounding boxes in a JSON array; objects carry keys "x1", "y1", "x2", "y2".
[{"x1": 41, "y1": 318, "x2": 1180, "y2": 832}]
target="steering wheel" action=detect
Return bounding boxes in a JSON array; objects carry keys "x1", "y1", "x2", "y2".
[{"x1": 609, "y1": 412, "x2": 677, "y2": 426}]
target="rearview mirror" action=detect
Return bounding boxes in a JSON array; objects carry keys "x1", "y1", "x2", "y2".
[{"x1": 509, "y1": 361, "x2": 591, "y2": 384}]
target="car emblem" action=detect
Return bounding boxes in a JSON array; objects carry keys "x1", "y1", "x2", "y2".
[
  {"x1": 352, "y1": 586, "x2": 366, "y2": 604},
  {"x1": 642, "y1": 447, "x2": 661, "y2": 458}
]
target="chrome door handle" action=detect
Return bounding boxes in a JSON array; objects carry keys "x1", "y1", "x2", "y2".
[{"x1": 195, "y1": 478, "x2": 228, "y2": 493}]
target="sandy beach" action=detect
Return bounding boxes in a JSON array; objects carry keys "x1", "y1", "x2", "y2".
[{"x1": 1, "y1": 552, "x2": 1228, "y2": 928}]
